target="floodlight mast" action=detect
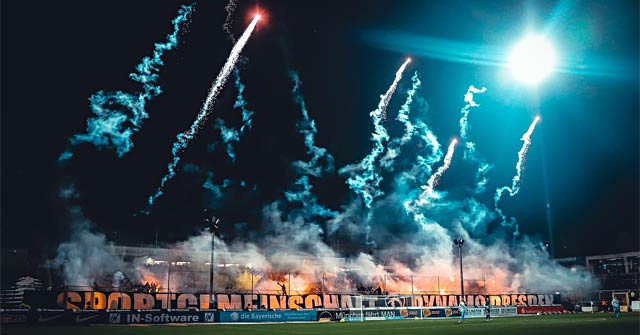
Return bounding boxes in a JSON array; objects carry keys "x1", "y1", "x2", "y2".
[
  {"x1": 205, "y1": 211, "x2": 220, "y2": 309},
  {"x1": 454, "y1": 238, "x2": 465, "y2": 299}
]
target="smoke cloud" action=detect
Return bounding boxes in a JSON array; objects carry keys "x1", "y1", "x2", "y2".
[
  {"x1": 54, "y1": 52, "x2": 592, "y2": 297},
  {"x1": 59, "y1": 5, "x2": 194, "y2": 163},
  {"x1": 146, "y1": 15, "x2": 260, "y2": 212},
  {"x1": 458, "y1": 85, "x2": 493, "y2": 193}
]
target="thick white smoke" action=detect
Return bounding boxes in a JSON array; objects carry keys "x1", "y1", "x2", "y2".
[{"x1": 53, "y1": 64, "x2": 593, "y2": 297}]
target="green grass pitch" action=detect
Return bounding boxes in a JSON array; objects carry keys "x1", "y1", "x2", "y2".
[{"x1": 3, "y1": 313, "x2": 639, "y2": 335}]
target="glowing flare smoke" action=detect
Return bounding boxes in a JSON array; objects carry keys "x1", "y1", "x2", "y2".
[
  {"x1": 511, "y1": 115, "x2": 541, "y2": 195},
  {"x1": 146, "y1": 15, "x2": 260, "y2": 212},
  {"x1": 58, "y1": 5, "x2": 194, "y2": 163},
  {"x1": 340, "y1": 58, "x2": 411, "y2": 208},
  {"x1": 380, "y1": 71, "x2": 422, "y2": 170},
  {"x1": 215, "y1": 0, "x2": 254, "y2": 163},
  {"x1": 381, "y1": 58, "x2": 411, "y2": 121},
  {"x1": 416, "y1": 138, "x2": 458, "y2": 205},
  {"x1": 494, "y1": 116, "x2": 542, "y2": 235}
]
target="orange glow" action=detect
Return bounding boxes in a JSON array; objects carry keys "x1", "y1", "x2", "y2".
[{"x1": 139, "y1": 273, "x2": 161, "y2": 292}]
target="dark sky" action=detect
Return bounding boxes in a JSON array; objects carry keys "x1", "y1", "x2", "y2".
[{"x1": 2, "y1": 0, "x2": 638, "y2": 260}]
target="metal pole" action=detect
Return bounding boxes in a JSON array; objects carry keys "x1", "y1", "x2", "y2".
[
  {"x1": 540, "y1": 128, "x2": 555, "y2": 257},
  {"x1": 411, "y1": 275, "x2": 414, "y2": 300},
  {"x1": 483, "y1": 275, "x2": 487, "y2": 295},
  {"x1": 459, "y1": 244, "x2": 464, "y2": 298},
  {"x1": 288, "y1": 272, "x2": 291, "y2": 295},
  {"x1": 454, "y1": 238, "x2": 465, "y2": 299},
  {"x1": 167, "y1": 263, "x2": 171, "y2": 294},
  {"x1": 63, "y1": 284, "x2": 68, "y2": 310},
  {"x1": 209, "y1": 220, "x2": 217, "y2": 309},
  {"x1": 251, "y1": 269, "x2": 254, "y2": 301},
  {"x1": 384, "y1": 275, "x2": 387, "y2": 294}
]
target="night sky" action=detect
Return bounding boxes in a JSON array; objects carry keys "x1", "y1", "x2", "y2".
[{"x1": 2, "y1": 0, "x2": 638, "y2": 261}]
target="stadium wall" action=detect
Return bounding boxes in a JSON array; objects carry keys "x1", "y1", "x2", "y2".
[{"x1": 24, "y1": 290, "x2": 557, "y2": 310}]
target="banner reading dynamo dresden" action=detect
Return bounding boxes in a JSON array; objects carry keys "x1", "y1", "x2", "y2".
[{"x1": 26, "y1": 291, "x2": 557, "y2": 310}]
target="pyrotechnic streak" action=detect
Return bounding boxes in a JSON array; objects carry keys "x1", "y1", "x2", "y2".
[
  {"x1": 415, "y1": 138, "x2": 458, "y2": 205},
  {"x1": 494, "y1": 116, "x2": 542, "y2": 235},
  {"x1": 511, "y1": 115, "x2": 541, "y2": 194},
  {"x1": 215, "y1": 0, "x2": 254, "y2": 162},
  {"x1": 223, "y1": 0, "x2": 239, "y2": 43},
  {"x1": 58, "y1": 5, "x2": 194, "y2": 163},
  {"x1": 381, "y1": 58, "x2": 411, "y2": 121},
  {"x1": 340, "y1": 58, "x2": 411, "y2": 208},
  {"x1": 380, "y1": 71, "x2": 421, "y2": 170},
  {"x1": 146, "y1": 15, "x2": 260, "y2": 212}
]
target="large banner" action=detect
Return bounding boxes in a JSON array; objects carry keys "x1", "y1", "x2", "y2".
[
  {"x1": 25, "y1": 291, "x2": 557, "y2": 310},
  {"x1": 317, "y1": 307, "x2": 518, "y2": 321},
  {"x1": 1, "y1": 309, "x2": 217, "y2": 325},
  {"x1": 219, "y1": 310, "x2": 317, "y2": 322},
  {"x1": 516, "y1": 305, "x2": 566, "y2": 314}
]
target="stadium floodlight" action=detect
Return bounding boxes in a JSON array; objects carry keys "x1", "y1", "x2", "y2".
[
  {"x1": 204, "y1": 210, "x2": 220, "y2": 309},
  {"x1": 454, "y1": 238, "x2": 465, "y2": 299},
  {"x1": 508, "y1": 34, "x2": 556, "y2": 85}
]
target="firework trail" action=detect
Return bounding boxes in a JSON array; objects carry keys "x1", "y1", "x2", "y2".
[
  {"x1": 380, "y1": 71, "x2": 421, "y2": 170},
  {"x1": 339, "y1": 58, "x2": 411, "y2": 208},
  {"x1": 381, "y1": 58, "x2": 412, "y2": 121},
  {"x1": 59, "y1": 5, "x2": 194, "y2": 163},
  {"x1": 146, "y1": 15, "x2": 260, "y2": 212},
  {"x1": 414, "y1": 138, "x2": 458, "y2": 206},
  {"x1": 458, "y1": 85, "x2": 492, "y2": 193},
  {"x1": 214, "y1": 0, "x2": 255, "y2": 162},
  {"x1": 494, "y1": 116, "x2": 541, "y2": 235},
  {"x1": 223, "y1": 0, "x2": 238, "y2": 43},
  {"x1": 284, "y1": 72, "x2": 336, "y2": 219}
]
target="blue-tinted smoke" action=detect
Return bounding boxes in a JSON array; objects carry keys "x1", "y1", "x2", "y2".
[
  {"x1": 182, "y1": 163, "x2": 251, "y2": 209},
  {"x1": 213, "y1": 69, "x2": 254, "y2": 162},
  {"x1": 339, "y1": 59, "x2": 410, "y2": 208},
  {"x1": 145, "y1": 15, "x2": 260, "y2": 213},
  {"x1": 59, "y1": 5, "x2": 194, "y2": 163},
  {"x1": 380, "y1": 71, "x2": 422, "y2": 171},
  {"x1": 376, "y1": 71, "x2": 442, "y2": 188},
  {"x1": 284, "y1": 72, "x2": 336, "y2": 220},
  {"x1": 203, "y1": 172, "x2": 232, "y2": 209},
  {"x1": 458, "y1": 85, "x2": 492, "y2": 193},
  {"x1": 494, "y1": 117, "x2": 541, "y2": 238}
]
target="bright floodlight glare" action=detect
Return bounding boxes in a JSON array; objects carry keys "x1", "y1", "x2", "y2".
[
  {"x1": 255, "y1": 14, "x2": 261, "y2": 20},
  {"x1": 508, "y1": 35, "x2": 556, "y2": 84},
  {"x1": 407, "y1": 57, "x2": 411, "y2": 62}
]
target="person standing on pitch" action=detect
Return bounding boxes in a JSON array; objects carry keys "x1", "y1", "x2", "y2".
[
  {"x1": 611, "y1": 297, "x2": 620, "y2": 318},
  {"x1": 485, "y1": 297, "x2": 491, "y2": 321},
  {"x1": 458, "y1": 300, "x2": 467, "y2": 323}
]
